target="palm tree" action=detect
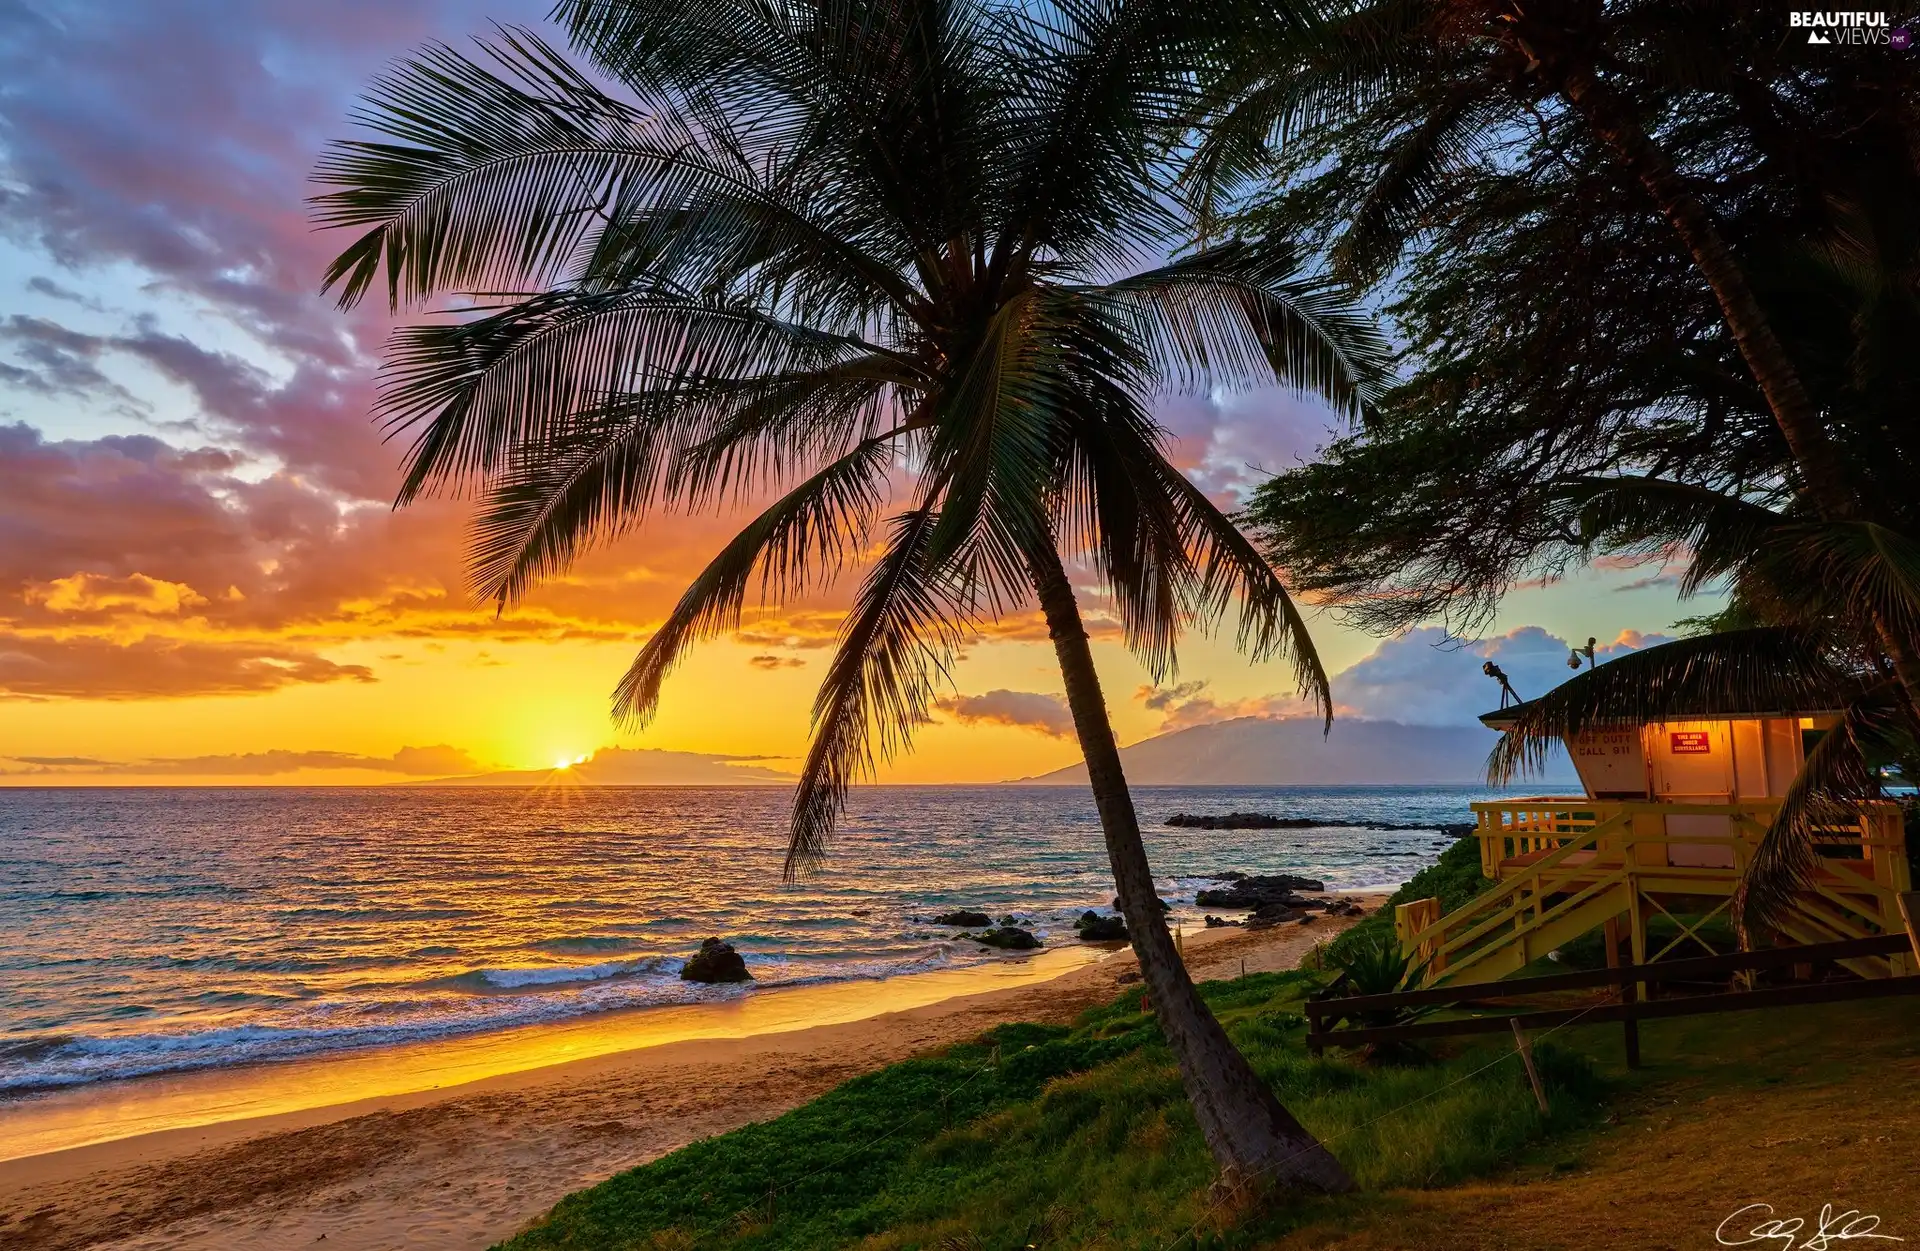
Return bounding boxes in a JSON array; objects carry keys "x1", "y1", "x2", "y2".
[
  {"x1": 1193, "y1": 0, "x2": 1920, "y2": 712},
  {"x1": 313, "y1": 0, "x2": 1385, "y2": 1192}
]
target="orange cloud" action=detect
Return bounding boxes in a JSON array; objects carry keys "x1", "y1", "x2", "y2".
[
  {"x1": 936, "y1": 689, "x2": 1075, "y2": 737},
  {"x1": 2, "y1": 743, "x2": 483, "y2": 777},
  {"x1": 24, "y1": 571, "x2": 209, "y2": 615},
  {"x1": 0, "y1": 634, "x2": 373, "y2": 700}
]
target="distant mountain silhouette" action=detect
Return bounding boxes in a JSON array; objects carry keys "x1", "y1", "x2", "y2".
[
  {"x1": 1010, "y1": 716, "x2": 1574, "y2": 786},
  {"x1": 421, "y1": 747, "x2": 795, "y2": 786}
]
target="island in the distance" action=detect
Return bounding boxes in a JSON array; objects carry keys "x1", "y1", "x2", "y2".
[{"x1": 1010, "y1": 715, "x2": 1576, "y2": 787}]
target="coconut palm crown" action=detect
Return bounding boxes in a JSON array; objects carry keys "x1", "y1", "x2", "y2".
[{"x1": 314, "y1": 0, "x2": 1385, "y2": 1190}]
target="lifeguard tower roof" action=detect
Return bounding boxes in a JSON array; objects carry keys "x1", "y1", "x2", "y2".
[{"x1": 1476, "y1": 699, "x2": 1845, "y2": 732}]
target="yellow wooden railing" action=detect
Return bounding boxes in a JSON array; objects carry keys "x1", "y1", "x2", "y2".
[
  {"x1": 1393, "y1": 798, "x2": 1913, "y2": 986},
  {"x1": 1471, "y1": 797, "x2": 1910, "y2": 897}
]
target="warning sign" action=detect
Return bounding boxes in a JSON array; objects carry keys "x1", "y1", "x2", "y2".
[{"x1": 1669, "y1": 730, "x2": 1711, "y2": 754}]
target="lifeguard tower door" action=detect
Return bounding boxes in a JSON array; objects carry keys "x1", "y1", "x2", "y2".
[{"x1": 1648, "y1": 721, "x2": 1736, "y2": 868}]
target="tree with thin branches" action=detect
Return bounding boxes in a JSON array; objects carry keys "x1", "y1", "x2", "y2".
[
  {"x1": 1214, "y1": 16, "x2": 1920, "y2": 934},
  {"x1": 1196, "y1": 0, "x2": 1920, "y2": 717},
  {"x1": 314, "y1": 0, "x2": 1386, "y2": 1193}
]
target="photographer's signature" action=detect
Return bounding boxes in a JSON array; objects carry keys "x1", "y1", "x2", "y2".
[{"x1": 1717, "y1": 1203, "x2": 1903, "y2": 1250}]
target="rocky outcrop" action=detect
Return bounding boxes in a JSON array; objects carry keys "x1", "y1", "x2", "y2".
[
  {"x1": 1074, "y1": 911, "x2": 1129, "y2": 942},
  {"x1": 680, "y1": 937, "x2": 752, "y2": 983},
  {"x1": 1171, "y1": 815, "x2": 1479, "y2": 837},
  {"x1": 1193, "y1": 874, "x2": 1326, "y2": 908},
  {"x1": 1202, "y1": 914, "x2": 1241, "y2": 928},
  {"x1": 1112, "y1": 896, "x2": 1171, "y2": 912},
  {"x1": 1168, "y1": 812, "x2": 1325, "y2": 829},
  {"x1": 970, "y1": 925, "x2": 1042, "y2": 950},
  {"x1": 934, "y1": 909, "x2": 992, "y2": 928}
]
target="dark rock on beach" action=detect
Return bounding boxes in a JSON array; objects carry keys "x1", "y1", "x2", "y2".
[
  {"x1": 680, "y1": 937, "x2": 752, "y2": 983},
  {"x1": 1246, "y1": 901, "x2": 1307, "y2": 928},
  {"x1": 1193, "y1": 874, "x2": 1326, "y2": 908},
  {"x1": 934, "y1": 909, "x2": 993, "y2": 928},
  {"x1": 970, "y1": 925, "x2": 1042, "y2": 950},
  {"x1": 1202, "y1": 914, "x2": 1241, "y2": 928},
  {"x1": 1074, "y1": 911, "x2": 1129, "y2": 942}
]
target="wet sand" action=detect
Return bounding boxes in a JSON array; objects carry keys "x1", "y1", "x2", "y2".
[{"x1": 0, "y1": 907, "x2": 1379, "y2": 1251}]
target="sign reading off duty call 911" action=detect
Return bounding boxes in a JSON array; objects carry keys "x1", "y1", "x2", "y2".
[
  {"x1": 1669, "y1": 730, "x2": 1713, "y2": 754},
  {"x1": 1570, "y1": 728, "x2": 1647, "y2": 795}
]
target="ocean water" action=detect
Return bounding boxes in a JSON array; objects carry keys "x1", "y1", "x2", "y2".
[{"x1": 0, "y1": 784, "x2": 1491, "y2": 1095}]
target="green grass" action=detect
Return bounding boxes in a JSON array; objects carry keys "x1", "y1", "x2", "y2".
[
  {"x1": 1319, "y1": 833, "x2": 1491, "y2": 969},
  {"x1": 499, "y1": 969, "x2": 1607, "y2": 1251}
]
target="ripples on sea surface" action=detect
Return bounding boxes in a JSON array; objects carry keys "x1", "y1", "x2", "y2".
[{"x1": 0, "y1": 784, "x2": 1494, "y2": 1093}]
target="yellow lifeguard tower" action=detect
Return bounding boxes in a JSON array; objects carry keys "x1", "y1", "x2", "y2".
[{"x1": 1394, "y1": 703, "x2": 1913, "y2": 986}]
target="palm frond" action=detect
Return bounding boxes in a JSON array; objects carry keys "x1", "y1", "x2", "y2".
[
  {"x1": 1560, "y1": 475, "x2": 1785, "y2": 596},
  {"x1": 313, "y1": 28, "x2": 664, "y2": 310},
  {"x1": 1737, "y1": 683, "x2": 1914, "y2": 931},
  {"x1": 787, "y1": 506, "x2": 969, "y2": 877},
  {"x1": 608, "y1": 436, "x2": 897, "y2": 728},
  {"x1": 1101, "y1": 235, "x2": 1392, "y2": 414},
  {"x1": 1754, "y1": 522, "x2": 1920, "y2": 647},
  {"x1": 1184, "y1": 0, "x2": 1431, "y2": 229},
  {"x1": 377, "y1": 289, "x2": 874, "y2": 502},
  {"x1": 1333, "y1": 80, "x2": 1505, "y2": 283},
  {"x1": 996, "y1": 0, "x2": 1202, "y2": 269}
]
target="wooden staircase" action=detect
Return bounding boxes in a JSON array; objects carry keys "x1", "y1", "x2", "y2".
[{"x1": 1396, "y1": 799, "x2": 1913, "y2": 988}]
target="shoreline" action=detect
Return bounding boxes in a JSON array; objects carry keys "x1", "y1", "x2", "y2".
[
  {"x1": 0, "y1": 945, "x2": 1113, "y2": 1164},
  {"x1": 0, "y1": 906, "x2": 1380, "y2": 1251}
]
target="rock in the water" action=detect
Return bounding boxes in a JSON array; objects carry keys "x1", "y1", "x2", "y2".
[
  {"x1": 1167, "y1": 812, "x2": 1321, "y2": 829},
  {"x1": 1193, "y1": 873, "x2": 1326, "y2": 909},
  {"x1": 1075, "y1": 910, "x2": 1129, "y2": 942},
  {"x1": 971, "y1": 925, "x2": 1042, "y2": 950},
  {"x1": 1111, "y1": 896, "x2": 1171, "y2": 913},
  {"x1": 934, "y1": 909, "x2": 992, "y2": 928},
  {"x1": 680, "y1": 937, "x2": 752, "y2": 983}
]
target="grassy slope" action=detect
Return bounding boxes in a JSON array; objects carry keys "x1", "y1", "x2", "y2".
[
  {"x1": 1318, "y1": 834, "x2": 1491, "y2": 970},
  {"x1": 502, "y1": 833, "x2": 1920, "y2": 1249},
  {"x1": 502, "y1": 969, "x2": 1606, "y2": 1251}
]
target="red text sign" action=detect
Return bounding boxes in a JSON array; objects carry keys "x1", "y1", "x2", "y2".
[{"x1": 1668, "y1": 730, "x2": 1712, "y2": 755}]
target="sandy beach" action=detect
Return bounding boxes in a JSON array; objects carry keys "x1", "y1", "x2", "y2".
[{"x1": 0, "y1": 907, "x2": 1378, "y2": 1251}]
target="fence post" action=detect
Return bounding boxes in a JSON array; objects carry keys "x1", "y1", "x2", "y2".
[
  {"x1": 1511, "y1": 1019, "x2": 1549, "y2": 1113},
  {"x1": 1604, "y1": 915, "x2": 1640, "y2": 1069}
]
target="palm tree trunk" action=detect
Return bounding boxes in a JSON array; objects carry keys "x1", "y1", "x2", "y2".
[
  {"x1": 1557, "y1": 66, "x2": 1847, "y2": 512},
  {"x1": 1556, "y1": 64, "x2": 1920, "y2": 717},
  {"x1": 1027, "y1": 542, "x2": 1353, "y2": 1197}
]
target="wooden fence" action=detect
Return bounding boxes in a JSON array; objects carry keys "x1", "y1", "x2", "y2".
[{"x1": 1305, "y1": 933, "x2": 1918, "y2": 1064}]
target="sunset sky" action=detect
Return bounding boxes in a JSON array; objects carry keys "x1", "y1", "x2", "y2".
[{"x1": 0, "y1": 0, "x2": 1700, "y2": 785}]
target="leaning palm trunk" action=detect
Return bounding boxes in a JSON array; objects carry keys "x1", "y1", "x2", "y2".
[{"x1": 1030, "y1": 545, "x2": 1353, "y2": 1195}]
